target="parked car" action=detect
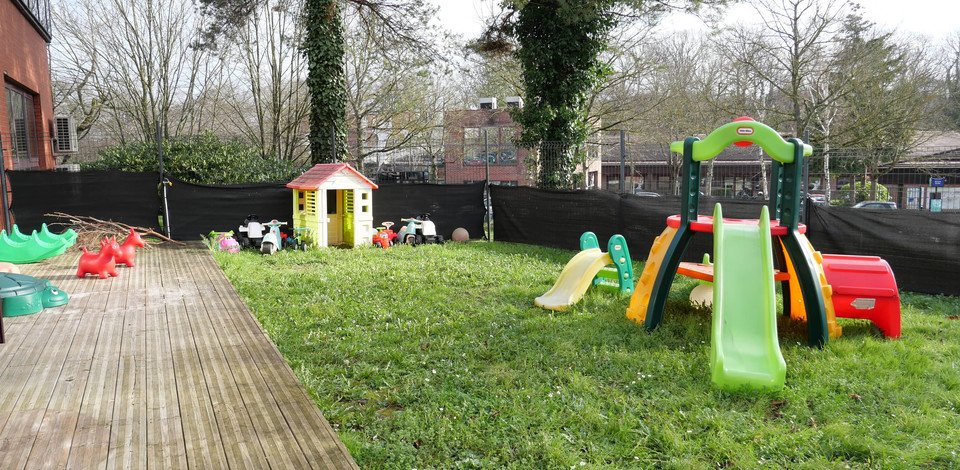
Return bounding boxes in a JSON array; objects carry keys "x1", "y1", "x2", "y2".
[
  {"x1": 852, "y1": 201, "x2": 897, "y2": 210},
  {"x1": 808, "y1": 194, "x2": 828, "y2": 206}
]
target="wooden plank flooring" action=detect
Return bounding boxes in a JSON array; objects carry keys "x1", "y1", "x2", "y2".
[{"x1": 0, "y1": 244, "x2": 358, "y2": 469}]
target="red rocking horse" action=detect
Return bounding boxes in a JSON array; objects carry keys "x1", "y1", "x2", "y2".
[
  {"x1": 76, "y1": 236, "x2": 121, "y2": 279},
  {"x1": 114, "y1": 228, "x2": 145, "y2": 267}
]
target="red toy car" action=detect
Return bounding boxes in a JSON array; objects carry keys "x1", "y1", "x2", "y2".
[{"x1": 372, "y1": 221, "x2": 398, "y2": 249}]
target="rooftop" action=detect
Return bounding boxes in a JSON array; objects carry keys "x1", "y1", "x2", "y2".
[{"x1": 287, "y1": 163, "x2": 379, "y2": 190}]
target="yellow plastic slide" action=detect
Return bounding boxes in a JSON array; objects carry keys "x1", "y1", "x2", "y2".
[{"x1": 535, "y1": 249, "x2": 613, "y2": 311}]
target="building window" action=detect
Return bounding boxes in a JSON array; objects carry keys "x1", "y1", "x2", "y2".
[
  {"x1": 5, "y1": 84, "x2": 40, "y2": 170},
  {"x1": 464, "y1": 127, "x2": 518, "y2": 166}
]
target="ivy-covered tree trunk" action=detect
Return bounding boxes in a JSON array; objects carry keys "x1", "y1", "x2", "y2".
[
  {"x1": 304, "y1": 0, "x2": 347, "y2": 164},
  {"x1": 512, "y1": 0, "x2": 614, "y2": 190}
]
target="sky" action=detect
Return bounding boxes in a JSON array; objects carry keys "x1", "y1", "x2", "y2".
[{"x1": 433, "y1": 0, "x2": 960, "y2": 41}]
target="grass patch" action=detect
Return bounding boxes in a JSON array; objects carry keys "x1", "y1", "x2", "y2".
[{"x1": 214, "y1": 242, "x2": 960, "y2": 468}]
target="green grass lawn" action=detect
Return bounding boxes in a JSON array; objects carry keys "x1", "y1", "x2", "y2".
[{"x1": 214, "y1": 242, "x2": 960, "y2": 469}]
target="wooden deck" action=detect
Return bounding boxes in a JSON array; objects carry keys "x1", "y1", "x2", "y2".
[{"x1": 0, "y1": 244, "x2": 358, "y2": 469}]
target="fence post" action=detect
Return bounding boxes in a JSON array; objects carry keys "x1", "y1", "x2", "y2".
[
  {"x1": 801, "y1": 130, "x2": 810, "y2": 223},
  {"x1": 156, "y1": 122, "x2": 172, "y2": 239},
  {"x1": 0, "y1": 134, "x2": 11, "y2": 232},
  {"x1": 619, "y1": 130, "x2": 626, "y2": 193},
  {"x1": 484, "y1": 129, "x2": 492, "y2": 241}
]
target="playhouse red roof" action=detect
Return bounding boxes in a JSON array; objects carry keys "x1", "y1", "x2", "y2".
[{"x1": 286, "y1": 163, "x2": 379, "y2": 190}]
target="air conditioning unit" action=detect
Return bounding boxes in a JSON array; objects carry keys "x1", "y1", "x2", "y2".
[{"x1": 54, "y1": 116, "x2": 78, "y2": 153}]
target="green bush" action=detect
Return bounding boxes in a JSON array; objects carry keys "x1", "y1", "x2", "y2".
[
  {"x1": 82, "y1": 133, "x2": 303, "y2": 185},
  {"x1": 832, "y1": 180, "x2": 890, "y2": 205}
]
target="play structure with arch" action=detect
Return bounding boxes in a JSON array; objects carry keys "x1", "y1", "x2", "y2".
[{"x1": 538, "y1": 118, "x2": 902, "y2": 391}]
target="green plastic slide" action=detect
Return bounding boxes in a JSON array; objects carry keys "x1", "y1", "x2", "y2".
[
  {"x1": 710, "y1": 204, "x2": 786, "y2": 391},
  {"x1": 0, "y1": 224, "x2": 78, "y2": 264}
]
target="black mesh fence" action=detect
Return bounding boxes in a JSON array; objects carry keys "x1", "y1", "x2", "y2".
[
  {"x1": 166, "y1": 178, "x2": 291, "y2": 238},
  {"x1": 492, "y1": 185, "x2": 960, "y2": 296},
  {"x1": 806, "y1": 205, "x2": 960, "y2": 296},
  {"x1": 7, "y1": 168, "x2": 958, "y2": 295},
  {"x1": 8, "y1": 170, "x2": 161, "y2": 230},
  {"x1": 373, "y1": 183, "x2": 486, "y2": 241},
  {"x1": 7, "y1": 170, "x2": 485, "y2": 243}
]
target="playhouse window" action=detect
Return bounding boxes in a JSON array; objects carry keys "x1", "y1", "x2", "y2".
[
  {"x1": 362, "y1": 205, "x2": 368, "y2": 213},
  {"x1": 361, "y1": 192, "x2": 368, "y2": 200},
  {"x1": 327, "y1": 190, "x2": 337, "y2": 214}
]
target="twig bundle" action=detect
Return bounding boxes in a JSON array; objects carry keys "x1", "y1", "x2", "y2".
[{"x1": 44, "y1": 212, "x2": 184, "y2": 247}]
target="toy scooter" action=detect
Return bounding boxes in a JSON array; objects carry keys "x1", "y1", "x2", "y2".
[
  {"x1": 261, "y1": 219, "x2": 287, "y2": 254},
  {"x1": 238, "y1": 215, "x2": 265, "y2": 248},
  {"x1": 372, "y1": 221, "x2": 398, "y2": 248},
  {"x1": 398, "y1": 214, "x2": 444, "y2": 245}
]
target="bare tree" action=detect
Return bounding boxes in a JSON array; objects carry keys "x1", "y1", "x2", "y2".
[
  {"x1": 343, "y1": 5, "x2": 441, "y2": 171},
  {"x1": 716, "y1": 0, "x2": 847, "y2": 137},
  {"x1": 223, "y1": 0, "x2": 310, "y2": 161},
  {"x1": 52, "y1": 0, "x2": 225, "y2": 141}
]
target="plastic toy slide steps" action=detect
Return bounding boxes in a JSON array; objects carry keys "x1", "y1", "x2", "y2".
[
  {"x1": 626, "y1": 226, "x2": 677, "y2": 324},
  {"x1": 0, "y1": 224, "x2": 78, "y2": 264},
  {"x1": 711, "y1": 204, "x2": 786, "y2": 391},
  {"x1": 782, "y1": 236, "x2": 843, "y2": 339},
  {"x1": 535, "y1": 249, "x2": 614, "y2": 311}
]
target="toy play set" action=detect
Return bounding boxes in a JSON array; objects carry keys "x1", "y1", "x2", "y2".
[
  {"x1": 536, "y1": 232, "x2": 634, "y2": 311},
  {"x1": 537, "y1": 118, "x2": 901, "y2": 391}
]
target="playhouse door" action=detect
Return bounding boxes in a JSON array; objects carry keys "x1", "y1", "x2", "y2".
[{"x1": 327, "y1": 189, "x2": 342, "y2": 245}]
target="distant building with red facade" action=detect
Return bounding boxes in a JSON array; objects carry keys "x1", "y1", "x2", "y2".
[
  {"x1": 1, "y1": 0, "x2": 56, "y2": 170},
  {"x1": 443, "y1": 97, "x2": 531, "y2": 186}
]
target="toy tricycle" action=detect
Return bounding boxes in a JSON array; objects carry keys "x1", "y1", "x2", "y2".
[
  {"x1": 398, "y1": 214, "x2": 444, "y2": 245},
  {"x1": 372, "y1": 221, "x2": 398, "y2": 248},
  {"x1": 285, "y1": 227, "x2": 311, "y2": 251}
]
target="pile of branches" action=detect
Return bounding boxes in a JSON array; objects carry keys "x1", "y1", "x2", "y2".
[{"x1": 44, "y1": 212, "x2": 183, "y2": 248}]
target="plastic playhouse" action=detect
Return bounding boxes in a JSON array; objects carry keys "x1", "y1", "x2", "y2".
[
  {"x1": 536, "y1": 232, "x2": 634, "y2": 311},
  {"x1": 625, "y1": 118, "x2": 901, "y2": 391},
  {"x1": 287, "y1": 163, "x2": 378, "y2": 248},
  {"x1": 0, "y1": 224, "x2": 77, "y2": 264}
]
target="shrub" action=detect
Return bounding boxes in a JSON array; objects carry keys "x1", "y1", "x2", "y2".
[
  {"x1": 82, "y1": 133, "x2": 303, "y2": 185},
  {"x1": 832, "y1": 180, "x2": 890, "y2": 205}
]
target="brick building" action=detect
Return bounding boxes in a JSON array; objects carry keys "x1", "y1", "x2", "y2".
[
  {"x1": 1, "y1": 0, "x2": 55, "y2": 170},
  {"x1": 443, "y1": 98, "x2": 531, "y2": 186}
]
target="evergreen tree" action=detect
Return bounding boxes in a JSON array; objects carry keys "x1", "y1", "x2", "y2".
[{"x1": 304, "y1": 0, "x2": 347, "y2": 163}]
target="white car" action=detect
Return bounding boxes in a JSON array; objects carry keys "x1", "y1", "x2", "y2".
[{"x1": 852, "y1": 201, "x2": 897, "y2": 209}]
